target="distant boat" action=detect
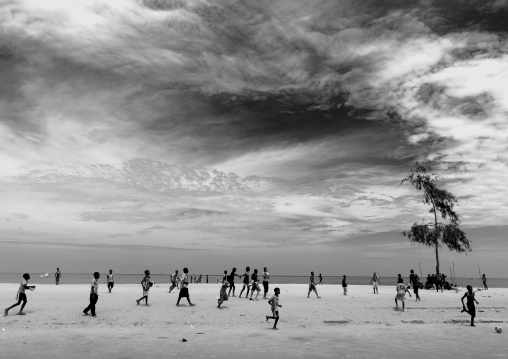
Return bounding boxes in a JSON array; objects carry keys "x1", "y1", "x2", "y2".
[{"x1": 40, "y1": 273, "x2": 49, "y2": 278}]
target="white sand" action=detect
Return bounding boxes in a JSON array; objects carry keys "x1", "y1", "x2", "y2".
[{"x1": 1, "y1": 283, "x2": 506, "y2": 358}]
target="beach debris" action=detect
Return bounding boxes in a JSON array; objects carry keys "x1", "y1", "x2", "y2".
[
  {"x1": 495, "y1": 326, "x2": 502, "y2": 333},
  {"x1": 181, "y1": 338, "x2": 187, "y2": 342}
]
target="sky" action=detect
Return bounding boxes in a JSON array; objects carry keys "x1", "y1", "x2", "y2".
[{"x1": 0, "y1": 0, "x2": 507, "y2": 277}]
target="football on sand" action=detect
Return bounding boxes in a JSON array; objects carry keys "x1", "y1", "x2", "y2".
[{"x1": 495, "y1": 326, "x2": 502, "y2": 333}]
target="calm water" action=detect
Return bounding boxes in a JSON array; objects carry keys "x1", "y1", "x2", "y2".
[{"x1": 1, "y1": 273, "x2": 506, "y2": 288}]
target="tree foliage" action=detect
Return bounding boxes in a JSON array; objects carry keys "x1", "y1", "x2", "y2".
[{"x1": 401, "y1": 163, "x2": 471, "y2": 274}]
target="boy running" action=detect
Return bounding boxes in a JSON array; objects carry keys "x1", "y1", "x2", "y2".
[
  {"x1": 262, "y1": 267, "x2": 270, "y2": 299},
  {"x1": 239, "y1": 267, "x2": 251, "y2": 298},
  {"x1": 461, "y1": 285, "x2": 479, "y2": 326},
  {"x1": 136, "y1": 270, "x2": 151, "y2": 306},
  {"x1": 169, "y1": 270, "x2": 179, "y2": 293},
  {"x1": 176, "y1": 268, "x2": 195, "y2": 306},
  {"x1": 395, "y1": 279, "x2": 411, "y2": 311},
  {"x1": 370, "y1": 272, "x2": 380, "y2": 294},
  {"x1": 266, "y1": 287, "x2": 282, "y2": 329},
  {"x1": 250, "y1": 269, "x2": 261, "y2": 300},
  {"x1": 107, "y1": 269, "x2": 114, "y2": 293},
  {"x1": 308, "y1": 271, "x2": 321, "y2": 298},
  {"x1": 4, "y1": 273, "x2": 36, "y2": 316},
  {"x1": 83, "y1": 272, "x2": 100, "y2": 317},
  {"x1": 227, "y1": 267, "x2": 241, "y2": 297}
]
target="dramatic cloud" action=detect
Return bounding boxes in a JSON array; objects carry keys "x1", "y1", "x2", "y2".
[{"x1": 1, "y1": 0, "x2": 507, "y2": 274}]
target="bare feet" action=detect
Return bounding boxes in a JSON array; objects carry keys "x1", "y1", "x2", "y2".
[
  {"x1": 136, "y1": 300, "x2": 140, "y2": 305},
  {"x1": 4, "y1": 309, "x2": 8, "y2": 316},
  {"x1": 18, "y1": 312, "x2": 26, "y2": 315}
]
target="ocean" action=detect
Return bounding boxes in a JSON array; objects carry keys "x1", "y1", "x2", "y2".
[{"x1": 1, "y1": 273, "x2": 506, "y2": 288}]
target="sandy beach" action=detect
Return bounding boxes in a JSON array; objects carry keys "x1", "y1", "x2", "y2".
[{"x1": 1, "y1": 283, "x2": 506, "y2": 358}]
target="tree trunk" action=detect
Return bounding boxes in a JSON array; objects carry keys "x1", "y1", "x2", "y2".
[{"x1": 433, "y1": 202, "x2": 440, "y2": 275}]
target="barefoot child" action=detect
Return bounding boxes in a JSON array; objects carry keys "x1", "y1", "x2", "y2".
[
  {"x1": 55, "y1": 268, "x2": 61, "y2": 285},
  {"x1": 136, "y1": 270, "x2": 152, "y2": 306},
  {"x1": 342, "y1": 275, "x2": 348, "y2": 295},
  {"x1": 482, "y1": 274, "x2": 488, "y2": 290},
  {"x1": 83, "y1": 272, "x2": 100, "y2": 317},
  {"x1": 370, "y1": 272, "x2": 380, "y2": 294},
  {"x1": 218, "y1": 270, "x2": 229, "y2": 308},
  {"x1": 307, "y1": 271, "x2": 321, "y2": 298},
  {"x1": 266, "y1": 287, "x2": 282, "y2": 329},
  {"x1": 227, "y1": 267, "x2": 241, "y2": 297},
  {"x1": 239, "y1": 267, "x2": 251, "y2": 298},
  {"x1": 409, "y1": 269, "x2": 420, "y2": 301},
  {"x1": 176, "y1": 268, "x2": 195, "y2": 306},
  {"x1": 395, "y1": 280, "x2": 411, "y2": 311},
  {"x1": 262, "y1": 267, "x2": 270, "y2": 299},
  {"x1": 4, "y1": 273, "x2": 35, "y2": 316},
  {"x1": 461, "y1": 285, "x2": 479, "y2": 326},
  {"x1": 107, "y1": 269, "x2": 114, "y2": 293},
  {"x1": 250, "y1": 269, "x2": 261, "y2": 300}
]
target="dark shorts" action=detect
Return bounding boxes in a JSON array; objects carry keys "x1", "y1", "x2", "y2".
[
  {"x1": 179, "y1": 287, "x2": 189, "y2": 298},
  {"x1": 108, "y1": 282, "x2": 114, "y2": 289},
  {"x1": 413, "y1": 286, "x2": 418, "y2": 294},
  {"x1": 18, "y1": 292, "x2": 27, "y2": 303},
  {"x1": 309, "y1": 283, "x2": 316, "y2": 291},
  {"x1": 263, "y1": 281, "x2": 269, "y2": 293},
  {"x1": 467, "y1": 303, "x2": 476, "y2": 317}
]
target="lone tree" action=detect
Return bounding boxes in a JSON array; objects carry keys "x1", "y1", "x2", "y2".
[{"x1": 401, "y1": 163, "x2": 471, "y2": 275}]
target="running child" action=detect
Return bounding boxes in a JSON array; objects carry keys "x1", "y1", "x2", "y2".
[
  {"x1": 4, "y1": 273, "x2": 36, "y2": 316},
  {"x1": 262, "y1": 267, "x2": 270, "y2": 299},
  {"x1": 176, "y1": 267, "x2": 195, "y2": 306},
  {"x1": 136, "y1": 270, "x2": 152, "y2": 306},
  {"x1": 266, "y1": 287, "x2": 282, "y2": 330},
  {"x1": 395, "y1": 278, "x2": 411, "y2": 311},
  {"x1": 107, "y1": 269, "x2": 114, "y2": 293},
  {"x1": 83, "y1": 272, "x2": 100, "y2": 317},
  {"x1": 342, "y1": 275, "x2": 348, "y2": 295},
  {"x1": 169, "y1": 270, "x2": 179, "y2": 293},
  {"x1": 250, "y1": 269, "x2": 261, "y2": 300},
  {"x1": 218, "y1": 270, "x2": 229, "y2": 308},
  {"x1": 239, "y1": 267, "x2": 251, "y2": 298},
  {"x1": 409, "y1": 269, "x2": 420, "y2": 301},
  {"x1": 370, "y1": 272, "x2": 380, "y2": 294},
  {"x1": 307, "y1": 271, "x2": 320, "y2": 298},
  {"x1": 227, "y1": 267, "x2": 241, "y2": 297},
  {"x1": 461, "y1": 285, "x2": 479, "y2": 326}
]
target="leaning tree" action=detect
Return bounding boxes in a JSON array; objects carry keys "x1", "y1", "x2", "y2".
[{"x1": 401, "y1": 163, "x2": 471, "y2": 275}]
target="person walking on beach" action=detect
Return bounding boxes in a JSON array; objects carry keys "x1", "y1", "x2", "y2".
[
  {"x1": 83, "y1": 272, "x2": 100, "y2": 317},
  {"x1": 227, "y1": 267, "x2": 241, "y2": 297},
  {"x1": 55, "y1": 268, "x2": 61, "y2": 285},
  {"x1": 218, "y1": 270, "x2": 229, "y2": 308},
  {"x1": 461, "y1": 285, "x2": 479, "y2": 326},
  {"x1": 342, "y1": 275, "x2": 348, "y2": 295},
  {"x1": 136, "y1": 270, "x2": 152, "y2": 306},
  {"x1": 262, "y1": 267, "x2": 270, "y2": 299},
  {"x1": 4, "y1": 273, "x2": 36, "y2": 316},
  {"x1": 266, "y1": 287, "x2": 282, "y2": 330},
  {"x1": 176, "y1": 268, "x2": 195, "y2": 306},
  {"x1": 107, "y1": 269, "x2": 114, "y2": 293},
  {"x1": 370, "y1": 272, "x2": 380, "y2": 294},
  {"x1": 395, "y1": 279, "x2": 411, "y2": 311},
  {"x1": 250, "y1": 269, "x2": 261, "y2": 300},
  {"x1": 409, "y1": 269, "x2": 420, "y2": 301},
  {"x1": 239, "y1": 267, "x2": 251, "y2": 298},
  {"x1": 435, "y1": 272, "x2": 443, "y2": 292},
  {"x1": 319, "y1": 273, "x2": 323, "y2": 285},
  {"x1": 482, "y1": 274, "x2": 488, "y2": 290},
  {"x1": 308, "y1": 271, "x2": 321, "y2": 298},
  {"x1": 169, "y1": 270, "x2": 179, "y2": 293}
]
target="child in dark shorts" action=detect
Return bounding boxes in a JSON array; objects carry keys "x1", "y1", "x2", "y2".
[
  {"x1": 461, "y1": 285, "x2": 479, "y2": 326},
  {"x1": 177, "y1": 267, "x2": 195, "y2": 306},
  {"x1": 136, "y1": 270, "x2": 151, "y2": 306},
  {"x1": 4, "y1": 273, "x2": 35, "y2": 316},
  {"x1": 239, "y1": 267, "x2": 251, "y2": 298}
]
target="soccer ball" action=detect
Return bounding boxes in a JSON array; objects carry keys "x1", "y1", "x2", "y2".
[{"x1": 495, "y1": 326, "x2": 502, "y2": 333}]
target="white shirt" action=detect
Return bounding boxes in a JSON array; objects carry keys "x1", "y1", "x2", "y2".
[{"x1": 91, "y1": 278, "x2": 98, "y2": 294}]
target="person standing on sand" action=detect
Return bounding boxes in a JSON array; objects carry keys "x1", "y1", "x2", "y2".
[
  {"x1": 83, "y1": 272, "x2": 100, "y2": 317},
  {"x1": 4, "y1": 273, "x2": 36, "y2": 316},
  {"x1": 435, "y1": 273, "x2": 443, "y2": 292},
  {"x1": 266, "y1": 287, "x2": 282, "y2": 330},
  {"x1": 409, "y1": 269, "x2": 420, "y2": 301},
  {"x1": 395, "y1": 280, "x2": 411, "y2": 311},
  {"x1": 239, "y1": 267, "x2": 251, "y2": 298},
  {"x1": 136, "y1": 270, "x2": 152, "y2": 306},
  {"x1": 262, "y1": 267, "x2": 270, "y2": 299},
  {"x1": 342, "y1": 275, "x2": 348, "y2": 295},
  {"x1": 169, "y1": 270, "x2": 179, "y2": 293},
  {"x1": 461, "y1": 285, "x2": 479, "y2": 326},
  {"x1": 370, "y1": 272, "x2": 380, "y2": 294},
  {"x1": 55, "y1": 268, "x2": 61, "y2": 285},
  {"x1": 198, "y1": 275, "x2": 202, "y2": 283},
  {"x1": 250, "y1": 269, "x2": 261, "y2": 300},
  {"x1": 218, "y1": 270, "x2": 229, "y2": 308},
  {"x1": 227, "y1": 267, "x2": 241, "y2": 297},
  {"x1": 397, "y1": 273, "x2": 404, "y2": 284},
  {"x1": 176, "y1": 268, "x2": 195, "y2": 306},
  {"x1": 319, "y1": 273, "x2": 323, "y2": 285},
  {"x1": 482, "y1": 274, "x2": 488, "y2": 290},
  {"x1": 308, "y1": 271, "x2": 321, "y2": 298},
  {"x1": 107, "y1": 269, "x2": 114, "y2": 293}
]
